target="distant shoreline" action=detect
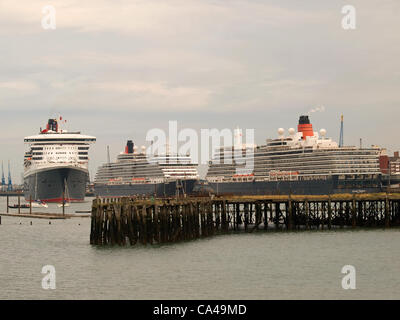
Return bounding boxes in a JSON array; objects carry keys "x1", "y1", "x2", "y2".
[{"x1": 0, "y1": 192, "x2": 95, "y2": 197}]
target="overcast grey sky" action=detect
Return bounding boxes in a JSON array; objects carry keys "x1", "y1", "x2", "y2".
[{"x1": 0, "y1": 0, "x2": 399, "y2": 182}]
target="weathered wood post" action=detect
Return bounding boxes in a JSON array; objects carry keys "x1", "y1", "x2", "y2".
[
  {"x1": 109, "y1": 200, "x2": 116, "y2": 245},
  {"x1": 195, "y1": 202, "x2": 200, "y2": 238},
  {"x1": 221, "y1": 201, "x2": 227, "y2": 232},
  {"x1": 321, "y1": 201, "x2": 325, "y2": 230},
  {"x1": 235, "y1": 203, "x2": 241, "y2": 230},
  {"x1": 18, "y1": 194, "x2": 21, "y2": 214},
  {"x1": 288, "y1": 197, "x2": 293, "y2": 230},
  {"x1": 62, "y1": 190, "x2": 65, "y2": 216},
  {"x1": 134, "y1": 205, "x2": 141, "y2": 243},
  {"x1": 328, "y1": 196, "x2": 332, "y2": 229},
  {"x1": 141, "y1": 205, "x2": 147, "y2": 245},
  {"x1": 244, "y1": 202, "x2": 249, "y2": 231},
  {"x1": 339, "y1": 201, "x2": 344, "y2": 229},
  {"x1": 181, "y1": 203, "x2": 186, "y2": 240},
  {"x1": 208, "y1": 201, "x2": 214, "y2": 236},
  {"x1": 126, "y1": 203, "x2": 134, "y2": 245},
  {"x1": 97, "y1": 199, "x2": 104, "y2": 245},
  {"x1": 200, "y1": 202, "x2": 205, "y2": 237},
  {"x1": 100, "y1": 199, "x2": 105, "y2": 245},
  {"x1": 249, "y1": 203, "x2": 253, "y2": 226},
  {"x1": 385, "y1": 195, "x2": 390, "y2": 228},
  {"x1": 148, "y1": 205, "x2": 153, "y2": 245},
  {"x1": 187, "y1": 203, "x2": 192, "y2": 240},
  {"x1": 215, "y1": 202, "x2": 220, "y2": 232},
  {"x1": 305, "y1": 199, "x2": 309, "y2": 229},
  {"x1": 6, "y1": 194, "x2": 9, "y2": 213},
  {"x1": 352, "y1": 196, "x2": 357, "y2": 228},
  {"x1": 121, "y1": 199, "x2": 127, "y2": 246},
  {"x1": 357, "y1": 200, "x2": 363, "y2": 227},
  {"x1": 154, "y1": 204, "x2": 159, "y2": 243},
  {"x1": 90, "y1": 198, "x2": 97, "y2": 244},
  {"x1": 263, "y1": 202, "x2": 268, "y2": 230},
  {"x1": 274, "y1": 202, "x2": 280, "y2": 229}
]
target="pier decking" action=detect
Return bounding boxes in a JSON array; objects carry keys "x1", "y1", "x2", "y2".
[{"x1": 90, "y1": 193, "x2": 400, "y2": 246}]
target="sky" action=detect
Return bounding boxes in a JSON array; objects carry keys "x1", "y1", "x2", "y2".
[{"x1": 0, "y1": 0, "x2": 399, "y2": 183}]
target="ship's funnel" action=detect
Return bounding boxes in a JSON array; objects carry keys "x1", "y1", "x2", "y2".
[
  {"x1": 46, "y1": 119, "x2": 58, "y2": 132},
  {"x1": 298, "y1": 115, "x2": 314, "y2": 140},
  {"x1": 125, "y1": 140, "x2": 134, "y2": 154}
]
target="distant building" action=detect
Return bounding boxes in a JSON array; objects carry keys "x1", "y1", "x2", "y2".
[{"x1": 389, "y1": 151, "x2": 400, "y2": 175}]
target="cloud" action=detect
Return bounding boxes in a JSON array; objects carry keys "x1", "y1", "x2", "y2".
[
  {"x1": 0, "y1": 0, "x2": 327, "y2": 35},
  {"x1": 309, "y1": 106, "x2": 325, "y2": 113},
  {"x1": 0, "y1": 80, "x2": 39, "y2": 93},
  {"x1": 68, "y1": 80, "x2": 213, "y2": 110},
  {"x1": 1, "y1": 0, "x2": 400, "y2": 183}
]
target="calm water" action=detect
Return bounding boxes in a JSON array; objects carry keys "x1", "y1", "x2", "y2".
[{"x1": 0, "y1": 196, "x2": 399, "y2": 300}]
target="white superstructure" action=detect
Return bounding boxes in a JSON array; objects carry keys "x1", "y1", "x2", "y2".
[
  {"x1": 95, "y1": 140, "x2": 199, "y2": 185},
  {"x1": 207, "y1": 115, "x2": 384, "y2": 183},
  {"x1": 24, "y1": 119, "x2": 96, "y2": 177}
]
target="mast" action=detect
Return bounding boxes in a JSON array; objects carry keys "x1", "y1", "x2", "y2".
[
  {"x1": 35, "y1": 172, "x2": 38, "y2": 200},
  {"x1": 107, "y1": 145, "x2": 111, "y2": 165},
  {"x1": 339, "y1": 114, "x2": 344, "y2": 147}
]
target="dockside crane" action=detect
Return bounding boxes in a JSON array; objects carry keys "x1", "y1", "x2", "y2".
[
  {"x1": 1, "y1": 161, "x2": 5, "y2": 191},
  {"x1": 7, "y1": 160, "x2": 12, "y2": 191}
]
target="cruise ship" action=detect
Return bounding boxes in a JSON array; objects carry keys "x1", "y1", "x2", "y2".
[
  {"x1": 206, "y1": 115, "x2": 396, "y2": 195},
  {"x1": 94, "y1": 140, "x2": 200, "y2": 197},
  {"x1": 24, "y1": 118, "x2": 96, "y2": 202}
]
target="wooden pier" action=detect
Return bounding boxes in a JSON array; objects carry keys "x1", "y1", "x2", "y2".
[{"x1": 90, "y1": 193, "x2": 400, "y2": 246}]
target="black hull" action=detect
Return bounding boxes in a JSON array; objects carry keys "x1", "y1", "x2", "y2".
[
  {"x1": 24, "y1": 168, "x2": 88, "y2": 202},
  {"x1": 94, "y1": 176, "x2": 399, "y2": 197},
  {"x1": 208, "y1": 177, "x2": 387, "y2": 195},
  {"x1": 94, "y1": 179, "x2": 198, "y2": 197}
]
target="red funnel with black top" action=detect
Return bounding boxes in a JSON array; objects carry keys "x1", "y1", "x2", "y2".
[{"x1": 298, "y1": 115, "x2": 314, "y2": 140}]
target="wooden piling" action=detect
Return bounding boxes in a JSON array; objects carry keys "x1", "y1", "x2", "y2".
[
  {"x1": 288, "y1": 198, "x2": 293, "y2": 230},
  {"x1": 62, "y1": 190, "x2": 65, "y2": 216},
  {"x1": 385, "y1": 195, "x2": 390, "y2": 228},
  {"x1": 328, "y1": 196, "x2": 332, "y2": 230},
  {"x1": 305, "y1": 199, "x2": 309, "y2": 230},
  {"x1": 352, "y1": 197, "x2": 357, "y2": 228},
  {"x1": 90, "y1": 193, "x2": 400, "y2": 246}
]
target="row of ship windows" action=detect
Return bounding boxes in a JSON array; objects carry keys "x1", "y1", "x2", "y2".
[
  {"x1": 213, "y1": 151, "x2": 379, "y2": 157},
  {"x1": 210, "y1": 171, "x2": 381, "y2": 176},
  {"x1": 97, "y1": 168, "x2": 198, "y2": 175},
  {"x1": 31, "y1": 152, "x2": 87, "y2": 155},
  {"x1": 212, "y1": 156, "x2": 378, "y2": 163},
  {"x1": 208, "y1": 166, "x2": 380, "y2": 172},
  {"x1": 25, "y1": 138, "x2": 95, "y2": 142},
  {"x1": 31, "y1": 146, "x2": 90, "y2": 150},
  {"x1": 31, "y1": 157, "x2": 89, "y2": 160},
  {"x1": 208, "y1": 160, "x2": 379, "y2": 167},
  {"x1": 102, "y1": 164, "x2": 197, "y2": 170}
]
